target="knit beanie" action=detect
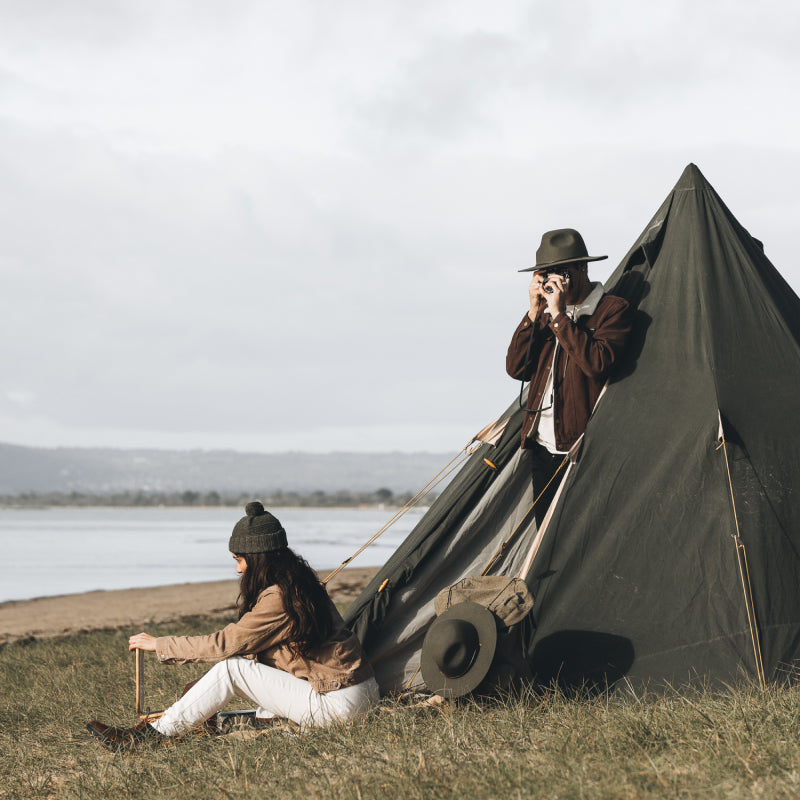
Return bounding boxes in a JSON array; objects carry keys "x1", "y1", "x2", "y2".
[{"x1": 228, "y1": 501, "x2": 288, "y2": 554}]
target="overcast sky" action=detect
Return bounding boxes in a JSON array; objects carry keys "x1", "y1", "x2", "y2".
[{"x1": 1, "y1": 0, "x2": 798, "y2": 454}]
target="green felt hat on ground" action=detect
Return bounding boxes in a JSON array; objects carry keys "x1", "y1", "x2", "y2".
[{"x1": 421, "y1": 601, "x2": 498, "y2": 698}]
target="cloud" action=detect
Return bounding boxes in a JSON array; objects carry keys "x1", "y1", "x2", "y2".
[
  {"x1": 0, "y1": 0, "x2": 798, "y2": 452},
  {"x1": 356, "y1": 30, "x2": 526, "y2": 142},
  {"x1": 4, "y1": 389, "x2": 36, "y2": 407}
]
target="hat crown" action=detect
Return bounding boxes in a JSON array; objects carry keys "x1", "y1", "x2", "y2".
[
  {"x1": 420, "y1": 601, "x2": 498, "y2": 697},
  {"x1": 535, "y1": 228, "x2": 589, "y2": 268},
  {"x1": 228, "y1": 501, "x2": 288, "y2": 554},
  {"x1": 519, "y1": 228, "x2": 607, "y2": 272},
  {"x1": 428, "y1": 619, "x2": 480, "y2": 678}
]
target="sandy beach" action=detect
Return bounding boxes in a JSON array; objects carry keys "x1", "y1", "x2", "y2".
[{"x1": 0, "y1": 566, "x2": 378, "y2": 644}]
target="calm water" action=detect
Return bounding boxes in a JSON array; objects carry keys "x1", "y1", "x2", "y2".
[{"x1": 0, "y1": 506, "x2": 421, "y2": 603}]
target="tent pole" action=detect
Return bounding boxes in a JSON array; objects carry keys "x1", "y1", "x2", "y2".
[{"x1": 718, "y1": 418, "x2": 766, "y2": 687}]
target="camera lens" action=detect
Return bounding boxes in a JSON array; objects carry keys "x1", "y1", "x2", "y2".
[{"x1": 542, "y1": 270, "x2": 570, "y2": 294}]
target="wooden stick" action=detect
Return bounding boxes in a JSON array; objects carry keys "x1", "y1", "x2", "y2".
[{"x1": 135, "y1": 648, "x2": 145, "y2": 716}]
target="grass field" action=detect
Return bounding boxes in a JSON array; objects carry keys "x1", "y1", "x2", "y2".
[{"x1": 2, "y1": 617, "x2": 800, "y2": 800}]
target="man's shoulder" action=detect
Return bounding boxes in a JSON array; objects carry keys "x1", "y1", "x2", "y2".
[
  {"x1": 595, "y1": 292, "x2": 632, "y2": 316},
  {"x1": 598, "y1": 292, "x2": 630, "y2": 308}
]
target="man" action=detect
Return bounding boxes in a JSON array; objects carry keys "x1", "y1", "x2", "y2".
[{"x1": 506, "y1": 228, "x2": 633, "y2": 524}]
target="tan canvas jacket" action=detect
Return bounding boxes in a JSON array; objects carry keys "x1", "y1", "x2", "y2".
[{"x1": 154, "y1": 586, "x2": 374, "y2": 693}]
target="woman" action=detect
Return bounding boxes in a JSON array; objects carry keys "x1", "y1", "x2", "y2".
[{"x1": 87, "y1": 501, "x2": 378, "y2": 750}]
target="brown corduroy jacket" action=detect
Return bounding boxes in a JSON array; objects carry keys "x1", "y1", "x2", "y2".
[
  {"x1": 154, "y1": 586, "x2": 374, "y2": 693},
  {"x1": 506, "y1": 284, "x2": 634, "y2": 452}
]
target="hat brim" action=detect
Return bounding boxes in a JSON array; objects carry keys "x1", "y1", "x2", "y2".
[
  {"x1": 420, "y1": 601, "x2": 498, "y2": 698},
  {"x1": 518, "y1": 254, "x2": 608, "y2": 273}
]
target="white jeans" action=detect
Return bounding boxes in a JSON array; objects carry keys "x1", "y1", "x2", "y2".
[{"x1": 152, "y1": 657, "x2": 380, "y2": 736}]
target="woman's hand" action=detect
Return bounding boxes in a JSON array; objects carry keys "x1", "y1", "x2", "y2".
[{"x1": 129, "y1": 632, "x2": 157, "y2": 652}]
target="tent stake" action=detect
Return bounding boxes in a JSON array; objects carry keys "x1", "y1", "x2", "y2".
[{"x1": 135, "y1": 648, "x2": 145, "y2": 716}]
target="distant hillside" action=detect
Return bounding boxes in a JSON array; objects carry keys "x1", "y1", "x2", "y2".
[{"x1": 0, "y1": 442, "x2": 457, "y2": 495}]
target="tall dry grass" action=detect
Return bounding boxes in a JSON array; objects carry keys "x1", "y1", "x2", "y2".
[{"x1": 2, "y1": 618, "x2": 800, "y2": 799}]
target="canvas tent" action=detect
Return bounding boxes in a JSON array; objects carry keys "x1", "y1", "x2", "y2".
[{"x1": 344, "y1": 163, "x2": 800, "y2": 692}]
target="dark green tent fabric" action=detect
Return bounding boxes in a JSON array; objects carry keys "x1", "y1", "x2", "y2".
[
  {"x1": 345, "y1": 393, "x2": 529, "y2": 664},
  {"x1": 345, "y1": 164, "x2": 800, "y2": 691},
  {"x1": 527, "y1": 163, "x2": 800, "y2": 687}
]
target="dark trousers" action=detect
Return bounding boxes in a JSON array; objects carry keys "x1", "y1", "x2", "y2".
[{"x1": 527, "y1": 442, "x2": 568, "y2": 527}]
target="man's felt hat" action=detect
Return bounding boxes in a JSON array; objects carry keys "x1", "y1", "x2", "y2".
[
  {"x1": 228, "y1": 501, "x2": 288, "y2": 554},
  {"x1": 519, "y1": 228, "x2": 608, "y2": 272},
  {"x1": 420, "y1": 601, "x2": 498, "y2": 698}
]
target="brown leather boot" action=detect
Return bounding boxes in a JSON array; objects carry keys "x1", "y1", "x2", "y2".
[{"x1": 86, "y1": 719, "x2": 165, "y2": 752}]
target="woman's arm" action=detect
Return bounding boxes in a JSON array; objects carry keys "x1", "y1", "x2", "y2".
[{"x1": 153, "y1": 587, "x2": 291, "y2": 665}]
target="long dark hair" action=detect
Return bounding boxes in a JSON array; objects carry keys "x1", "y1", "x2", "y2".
[{"x1": 235, "y1": 547, "x2": 335, "y2": 658}]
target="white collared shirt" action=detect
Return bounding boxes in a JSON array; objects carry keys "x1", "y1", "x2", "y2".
[{"x1": 534, "y1": 305, "x2": 576, "y2": 454}]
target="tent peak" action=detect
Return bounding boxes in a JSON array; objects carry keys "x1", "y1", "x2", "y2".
[{"x1": 674, "y1": 163, "x2": 713, "y2": 193}]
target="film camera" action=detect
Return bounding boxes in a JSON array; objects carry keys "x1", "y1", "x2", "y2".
[{"x1": 541, "y1": 268, "x2": 572, "y2": 294}]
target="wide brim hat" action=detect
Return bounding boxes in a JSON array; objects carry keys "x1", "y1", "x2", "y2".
[
  {"x1": 420, "y1": 601, "x2": 498, "y2": 698},
  {"x1": 519, "y1": 228, "x2": 608, "y2": 272}
]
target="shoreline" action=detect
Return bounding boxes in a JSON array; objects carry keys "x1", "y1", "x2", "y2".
[
  {"x1": 0, "y1": 566, "x2": 379, "y2": 644},
  {"x1": 0, "y1": 503, "x2": 426, "y2": 511}
]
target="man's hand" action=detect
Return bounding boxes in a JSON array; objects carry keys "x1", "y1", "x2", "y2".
[
  {"x1": 129, "y1": 632, "x2": 157, "y2": 652},
  {"x1": 542, "y1": 273, "x2": 567, "y2": 318},
  {"x1": 528, "y1": 275, "x2": 546, "y2": 322}
]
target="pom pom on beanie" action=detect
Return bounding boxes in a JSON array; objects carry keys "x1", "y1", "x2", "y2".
[{"x1": 228, "y1": 501, "x2": 288, "y2": 554}]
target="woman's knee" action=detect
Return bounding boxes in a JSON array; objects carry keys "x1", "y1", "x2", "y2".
[
  {"x1": 217, "y1": 656, "x2": 269, "y2": 696},
  {"x1": 207, "y1": 659, "x2": 235, "y2": 680},
  {"x1": 197, "y1": 657, "x2": 247, "y2": 693}
]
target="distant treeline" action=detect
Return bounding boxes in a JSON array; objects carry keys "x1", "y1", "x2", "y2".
[{"x1": 0, "y1": 487, "x2": 434, "y2": 509}]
